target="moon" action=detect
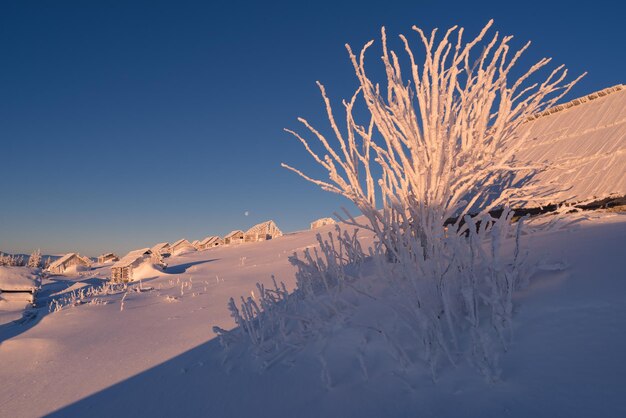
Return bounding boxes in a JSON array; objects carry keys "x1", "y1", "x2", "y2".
[{"x1": 244, "y1": 211, "x2": 249, "y2": 216}]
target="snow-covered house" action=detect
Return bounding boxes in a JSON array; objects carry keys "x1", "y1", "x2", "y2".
[
  {"x1": 310, "y1": 217, "x2": 336, "y2": 229},
  {"x1": 244, "y1": 220, "x2": 283, "y2": 242},
  {"x1": 47, "y1": 253, "x2": 92, "y2": 275},
  {"x1": 170, "y1": 239, "x2": 196, "y2": 255},
  {"x1": 97, "y1": 253, "x2": 119, "y2": 264},
  {"x1": 513, "y1": 85, "x2": 626, "y2": 207},
  {"x1": 151, "y1": 242, "x2": 171, "y2": 258},
  {"x1": 111, "y1": 248, "x2": 163, "y2": 282},
  {"x1": 224, "y1": 230, "x2": 244, "y2": 245},
  {"x1": 192, "y1": 240, "x2": 201, "y2": 250},
  {"x1": 198, "y1": 236, "x2": 223, "y2": 250},
  {"x1": 0, "y1": 266, "x2": 41, "y2": 306}
]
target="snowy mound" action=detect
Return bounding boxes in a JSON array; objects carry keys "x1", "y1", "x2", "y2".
[
  {"x1": 129, "y1": 263, "x2": 163, "y2": 282},
  {"x1": 0, "y1": 266, "x2": 41, "y2": 292},
  {"x1": 62, "y1": 264, "x2": 90, "y2": 276},
  {"x1": 172, "y1": 246, "x2": 196, "y2": 256}
]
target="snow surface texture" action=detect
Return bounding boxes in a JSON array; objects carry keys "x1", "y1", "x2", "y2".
[
  {"x1": 216, "y1": 209, "x2": 529, "y2": 382},
  {"x1": 1, "y1": 213, "x2": 625, "y2": 417}
]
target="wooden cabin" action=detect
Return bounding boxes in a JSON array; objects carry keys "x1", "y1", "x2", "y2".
[
  {"x1": 224, "y1": 230, "x2": 244, "y2": 245},
  {"x1": 151, "y1": 242, "x2": 171, "y2": 258},
  {"x1": 191, "y1": 240, "x2": 201, "y2": 250},
  {"x1": 244, "y1": 221, "x2": 283, "y2": 242},
  {"x1": 310, "y1": 217, "x2": 336, "y2": 229},
  {"x1": 47, "y1": 253, "x2": 92, "y2": 275},
  {"x1": 97, "y1": 253, "x2": 119, "y2": 264},
  {"x1": 170, "y1": 239, "x2": 196, "y2": 255},
  {"x1": 198, "y1": 236, "x2": 223, "y2": 250},
  {"x1": 0, "y1": 266, "x2": 41, "y2": 306},
  {"x1": 111, "y1": 248, "x2": 162, "y2": 282}
]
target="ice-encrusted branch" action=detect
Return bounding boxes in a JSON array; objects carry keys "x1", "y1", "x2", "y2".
[{"x1": 283, "y1": 20, "x2": 584, "y2": 254}]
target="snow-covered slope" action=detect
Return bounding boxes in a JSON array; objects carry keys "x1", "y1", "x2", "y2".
[
  {"x1": 1, "y1": 214, "x2": 625, "y2": 417},
  {"x1": 515, "y1": 85, "x2": 626, "y2": 206}
]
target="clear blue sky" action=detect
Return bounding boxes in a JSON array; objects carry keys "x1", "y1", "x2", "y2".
[{"x1": 1, "y1": 0, "x2": 622, "y2": 256}]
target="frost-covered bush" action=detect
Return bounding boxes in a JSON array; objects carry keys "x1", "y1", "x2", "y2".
[
  {"x1": 216, "y1": 215, "x2": 530, "y2": 380},
  {"x1": 48, "y1": 281, "x2": 128, "y2": 313},
  {"x1": 282, "y1": 20, "x2": 583, "y2": 257},
  {"x1": 216, "y1": 21, "x2": 582, "y2": 381}
]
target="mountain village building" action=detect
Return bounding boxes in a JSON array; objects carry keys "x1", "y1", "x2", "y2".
[
  {"x1": 223, "y1": 230, "x2": 244, "y2": 245},
  {"x1": 97, "y1": 253, "x2": 119, "y2": 264},
  {"x1": 151, "y1": 242, "x2": 171, "y2": 257},
  {"x1": 111, "y1": 248, "x2": 162, "y2": 282},
  {"x1": 244, "y1": 220, "x2": 283, "y2": 242},
  {"x1": 198, "y1": 236, "x2": 223, "y2": 250},
  {"x1": 310, "y1": 217, "x2": 336, "y2": 229},
  {"x1": 0, "y1": 266, "x2": 41, "y2": 306},
  {"x1": 170, "y1": 239, "x2": 195, "y2": 255},
  {"x1": 47, "y1": 253, "x2": 92, "y2": 275}
]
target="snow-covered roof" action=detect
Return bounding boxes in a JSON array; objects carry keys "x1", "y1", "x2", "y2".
[
  {"x1": 151, "y1": 242, "x2": 170, "y2": 252},
  {"x1": 514, "y1": 85, "x2": 626, "y2": 206},
  {"x1": 200, "y1": 236, "x2": 221, "y2": 245},
  {"x1": 171, "y1": 239, "x2": 192, "y2": 248},
  {"x1": 98, "y1": 252, "x2": 117, "y2": 259},
  {"x1": 224, "y1": 230, "x2": 244, "y2": 239},
  {"x1": 112, "y1": 248, "x2": 152, "y2": 269},
  {"x1": 0, "y1": 266, "x2": 41, "y2": 292},
  {"x1": 310, "y1": 217, "x2": 336, "y2": 229},
  {"x1": 245, "y1": 220, "x2": 282, "y2": 237},
  {"x1": 48, "y1": 253, "x2": 89, "y2": 271}
]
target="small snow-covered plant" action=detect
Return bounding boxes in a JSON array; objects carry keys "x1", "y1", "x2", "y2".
[
  {"x1": 120, "y1": 291, "x2": 128, "y2": 311},
  {"x1": 48, "y1": 281, "x2": 129, "y2": 313}
]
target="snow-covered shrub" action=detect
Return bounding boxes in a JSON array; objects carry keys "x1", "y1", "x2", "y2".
[
  {"x1": 216, "y1": 216, "x2": 530, "y2": 379},
  {"x1": 217, "y1": 21, "x2": 582, "y2": 381},
  {"x1": 282, "y1": 20, "x2": 583, "y2": 257},
  {"x1": 48, "y1": 281, "x2": 128, "y2": 313}
]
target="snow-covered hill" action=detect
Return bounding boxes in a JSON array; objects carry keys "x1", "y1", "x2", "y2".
[{"x1": 1, "y1": 212, "x2": 625, "y2": 417}]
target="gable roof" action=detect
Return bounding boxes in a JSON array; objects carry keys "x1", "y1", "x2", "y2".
[
  {"x1": 98, "y1": 252, "x2": 117, "y2": 259},
  {"x1": 200, "y1": 235, "x2": 221, "y2": 245},
  {"x1": 245, "y1": 220, "x2": 282, "y2": 236},
  {"x1": 112, "y1": 248, "x2": 152, "y2": 269},
  {"x1": 224, "y1": 230, "x2": 244, "y2": 239},
  {"x1": 171, "y1": 239, "x2": 192, "y2": 248},
  {"x1": 151, "y1": 242, "x2": 170, "y2": 251},
  {"x1": 48, "y1": 253, "x2": 90, "y2": 270}
]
